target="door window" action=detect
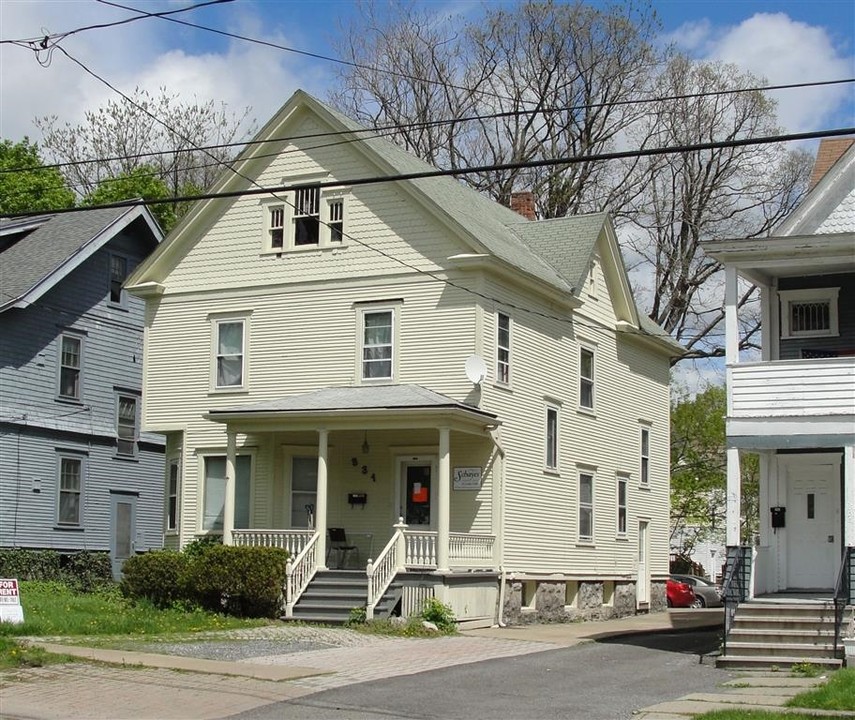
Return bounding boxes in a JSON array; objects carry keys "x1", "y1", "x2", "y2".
[{"x1": 405, "y1": 464, "x2": 432, "y2": 526}]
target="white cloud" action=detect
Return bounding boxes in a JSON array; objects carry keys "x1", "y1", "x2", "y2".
[{"x1": 667, "y1": 13, "x2": 854, "y2": 132}]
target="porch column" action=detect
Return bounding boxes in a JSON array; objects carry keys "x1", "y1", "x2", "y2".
[
  {"x1": 316, "y1": 429, "x2": 329, "y2": 569},
  {"x1": 726, "y1": 448, "x2": 741, "y2": 547},
  {"x1": 223, "y1": 430, "x2": 237, "y2": 545},
  {"x1": 845, "y1": 446, "x2": 855, "y2": 547},
  {"x1": 437, "y1": 426, "x2": 451, "y2": 572}
]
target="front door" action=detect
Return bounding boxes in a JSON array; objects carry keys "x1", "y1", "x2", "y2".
[
  {"x1": 110, "y1": 493, "x2": 137, "y2": 580},
  {"x1": 399, "y1": 458, "x2": 435, "y2": 528},
  {"x1": 784, "y1": 457, "x2": 840, "y2": 590}
]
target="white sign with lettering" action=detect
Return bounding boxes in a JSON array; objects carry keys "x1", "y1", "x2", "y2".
[
  {"x1": 453, "y1": 467, "x2": 482, "y2": 491},
  {"x1": 0, "y1": 578, "x2": 24, "y2": 625}
]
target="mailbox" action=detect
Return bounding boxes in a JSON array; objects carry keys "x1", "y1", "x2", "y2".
[{"x1": 770, "y1": 506, "x2": 786, "y2": 529}]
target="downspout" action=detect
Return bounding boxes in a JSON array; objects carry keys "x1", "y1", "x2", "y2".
[{"x1": 497, "y1": 565, "x2": 507, "y2": 627}]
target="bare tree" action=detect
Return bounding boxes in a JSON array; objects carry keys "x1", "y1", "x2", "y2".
[{"x1": 35, "y1": 88, "x2": 254, "y2": 214}]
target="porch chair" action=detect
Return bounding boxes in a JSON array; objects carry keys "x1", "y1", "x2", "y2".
[{"x1": 327, "y1": 527, "x2": 359, "y2": 569}]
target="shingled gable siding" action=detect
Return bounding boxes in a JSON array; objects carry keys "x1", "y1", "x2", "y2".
[{"x1": 0, "y1": 240, "x2": 165, "y2": 553}]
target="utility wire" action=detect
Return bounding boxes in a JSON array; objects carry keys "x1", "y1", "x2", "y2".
[{"x1": 4, "y1": 75, "x2": 853, "y2": 177}]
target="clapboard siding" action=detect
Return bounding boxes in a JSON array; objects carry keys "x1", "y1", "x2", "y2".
[{"x1": 0, "y1": 233, "x2": 165, "y2": 552}]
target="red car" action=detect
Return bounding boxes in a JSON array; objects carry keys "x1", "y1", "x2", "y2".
[{"x1": 666, "y1": 577, "x2": 696, "y2": 608}]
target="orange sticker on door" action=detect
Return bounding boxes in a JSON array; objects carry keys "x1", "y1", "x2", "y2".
[{"x1": 412, "y1": 483, "x2": 428, "y2": 503}]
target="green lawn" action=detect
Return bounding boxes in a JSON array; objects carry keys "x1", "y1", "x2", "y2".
[
  {"x1": 695, "y1": 712, "x2": 836, "y2": 720},
  {"x1": 787, "y1": 667, "x2": 855, "y2": 712},
  {"x1": 0, "y1": 581, "x2": 269, "y2": 669}
]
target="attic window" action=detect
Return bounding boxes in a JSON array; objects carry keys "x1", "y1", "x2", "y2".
[
  {"x1": 780, "y1": 288, "x2": 839, "y2": 339},
  {"x1": 294, "y1": 185, "x2": 320, "y2": 246},
  {"x1": 261, "y1": 187, "x2": 347, "y2": 252}
]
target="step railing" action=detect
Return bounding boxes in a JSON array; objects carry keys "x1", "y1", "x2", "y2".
[
  {"x1": 722, "y1": 544, "x2": 752, "y2": 656},
  {"x1": 833, "y1": 545, "x2": 854, "y2": 658},
  {"x1": 232, "y1": 529, "x2": 315, "y2": 556},
  {"x1": 366, "y1": 519, "x2": 406, "y2": 620},
  {"x1": 284, "y1": 531, "x2": 319, "y2": 618}
]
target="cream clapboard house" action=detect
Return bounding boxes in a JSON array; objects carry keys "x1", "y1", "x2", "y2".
[{"x1": 127, "y1": 90, "x2": 680, "y2": 626}]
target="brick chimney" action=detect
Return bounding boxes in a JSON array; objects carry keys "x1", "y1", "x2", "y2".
[
  {"x1": 809, "y1": 137, "x2": 855, "y2": 190},
  {"x1": 510, "y1": 191, "x2": 536, "y2": 221}
]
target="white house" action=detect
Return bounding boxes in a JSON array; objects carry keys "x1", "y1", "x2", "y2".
[
  {"x1": 703, "y1": 138, "x2": 855, "y2": 668},
  {"x1": 127, "y1": 90, "x2": 680, "y2": 626}
]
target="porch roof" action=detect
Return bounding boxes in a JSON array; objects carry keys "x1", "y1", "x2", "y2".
[{"x1": 206, "y1": 384, "x2": 499, "y2": 434}]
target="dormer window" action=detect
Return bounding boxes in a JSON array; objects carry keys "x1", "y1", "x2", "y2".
[
  {"x1": 780, "y1": 288, "x2": 839, "y2": 339},
  {"x1": 261, "y1": 186, "x2": 347, "y2": 252}
]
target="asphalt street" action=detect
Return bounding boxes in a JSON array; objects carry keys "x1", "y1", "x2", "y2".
[{"x1": 227, "y1": 629, "x2": 731, "y2": 720}]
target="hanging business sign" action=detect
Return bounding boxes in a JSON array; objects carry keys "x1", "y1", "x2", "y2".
[
  {"x1": 0, "y1": 579, "x2": 24, "y2": 625},
  {"x1": 453, "y1": 467, "x2": 482, "y2": 491}
]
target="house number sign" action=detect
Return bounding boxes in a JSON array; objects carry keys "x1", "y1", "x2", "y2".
[{"x1": 453, "y1": 467, "x2": 482, "y2": 491}]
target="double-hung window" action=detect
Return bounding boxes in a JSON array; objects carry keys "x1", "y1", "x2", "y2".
[
  {"x1": 166, "y1": 459, "x2": 179, "y2": 532},
  {"x1": 579, "y1": 347, "x2": 595, "y2": 411},
  {"x1": 497, "y1": 312, "x2": 510, "y2": 384},
  {"x1": 116, "y1": 395, "x2": 138, "y2": 456},
  {"x1": 268, "y1": 206, "x2": 285, "y2": 250},
  {"x1": 58, "y1": 334, "x2": 82, "y2": 400},
  {"x1": 578, "y1": 471, "x2": 594, "y2": 542},
  {"x1": 293, "y1": 185, "x2": 321, "y2": 245},
  {"x1": 203, "y1": 455, "x2": 251, "y2": 532},
  {"x1": 362, "y1": 309, "x2": 394, "y2": 381},
  {"x1": 545, "y1": 404, "x2": 559, "y2": 470},
  {"x1": 110, "y1": 254, "x2": 128, "y2": 305},
  {"x1": 617, "y1": 474, "x2": 628, "y2": 536},
  {"x1": 214, "y1": 319, "x2": 246, "y2": 389},
  {"x1": 329, "y1": 198, "x2": 344, "y2": 243},
  {"x1": 58, "y1": 455, "x2": 83, "y2": 525},
  {"x1": 640, "y1": 427, "x2": 650, "y2": 485},
  {"x1": 262, "y1": 186, "x2": 347, "y2": 251}
]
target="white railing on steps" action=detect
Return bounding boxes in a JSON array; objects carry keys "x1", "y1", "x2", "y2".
[
  {"x1": 366, "y1": 519, "x2": 406, "y2": 620},
  {"x1": 284, "y1": 531, "x2": 319, "y2": 618}
]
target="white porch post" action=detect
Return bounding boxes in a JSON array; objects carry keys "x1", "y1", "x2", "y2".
[
  {"x1": 844, "y1": 445, "x2": 855, "y2": 547},
  {"x1": 223, "y1": 430, "x2": 236, "y2": 545},
  {"x1": 726, "y1": 449, "x2": 742, "y2": 547},
  {"x1": 316, "y1": 429, "x2": 329, "y2": 569},
  {"x1": 437, "y1": 426, "x2": 451, "y2": 572},
  {"x1": 724, "y1": 265, "x2": 741, "y2": 548}
]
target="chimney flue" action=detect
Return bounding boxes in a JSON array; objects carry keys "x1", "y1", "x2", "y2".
[{"x1": 510, "y1": 191, "x2": 536, "y2": 221}]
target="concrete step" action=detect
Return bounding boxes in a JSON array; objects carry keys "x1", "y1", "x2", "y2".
[
  {"x1": 723, "y1": 641, "x2": 837, "y2": 658},
  {"x1": 716, "y1": 654, "x2": 843, "y2": 671},
  {"x1": 728, "y1": 628, "x2": 836, "y2": 644}
]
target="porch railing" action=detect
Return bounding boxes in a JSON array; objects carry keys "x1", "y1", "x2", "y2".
[
  {"x1": 232, "y1": 529, "x2": 315, "y2": 557},
  {"x1": 721, "y1": 545, "x2": 752, "y2": 656},
  {"x1": 404, "y1": 531, "x2": 438, "y2": 568},
  {"x1": 284, "y1": 531, "x2": 320, "y2": 618},
  {"x1": 833, "y1": 545, "x2": 854, "y2": 658},
  {"x1": 449, "y1": 532, "x2": 495, "y2": 568},
  {"x1": 366, "y1": 521, "x2": 406, "y2": 620}
]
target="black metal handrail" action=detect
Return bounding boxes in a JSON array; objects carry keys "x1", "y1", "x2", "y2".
[
  {"x1": 833, "y1": 545, "x2": 854, "y2": 659},
  {"x1": 721, "y1": 545, "x2": 751, "y2": 656}
]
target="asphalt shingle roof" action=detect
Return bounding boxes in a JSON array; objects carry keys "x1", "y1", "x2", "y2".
[{"x1": 0, "y1": 206, "x2": 138, "y2": 308}]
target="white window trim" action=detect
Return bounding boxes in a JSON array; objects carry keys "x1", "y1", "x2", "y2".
[
  {"x1": 210, "y1": 314, "x2": 250, "y2": 392},
  {"x1": 544, "y1": 402, "x2": 560, "y2": 472},
  {"x1": 640, "y1": 425, "x2": 651, "y2": 487},
  {"x1": 578, "y1": 469, "x2": 595, "y2": 544},
  {"x1": 578, "y1": 343, "x2": 596, "y2": 413},
  {"x1": 109, "y1": 252, "x2": 129, "y2": 308},
  {"x1": 116, "y1": 393, "x2": 140, "y2": 458},
  {"x1": 616, "y1": 473, "x2": 629, "y2": 538},
  {"x1": 496, "y1": 311, "x2": 511, "y2": 386},
  {"x1": 197, "y1": 449, "x2": 255, "y2": 534},
  {"x1": 57, "y1": 333, "x2": 84, "y2": 402},
  {"x1": 356, "y1": 302, "x2": 400, "y2": 384},
  {"x1": 56, "y1": 452, "x2": 85, "y2": 527},
  {"x1": 259, "y1": 186, "x2": 350, "y2": 253},
  {"x1": 779, "y1": 287, "x2": 839, "y2": 339},
  {"x1": 166, "y1": 456, "x2": 180, "y2": 533}
]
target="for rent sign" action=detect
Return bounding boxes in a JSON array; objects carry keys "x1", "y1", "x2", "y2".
[{"x1": 0, "y1": 578, "x2": 24, "y2": 624}]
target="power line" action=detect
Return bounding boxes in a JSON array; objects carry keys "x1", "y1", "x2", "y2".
[{"x1": 4, "y1": 76, "x2": 852, "y2": 177}]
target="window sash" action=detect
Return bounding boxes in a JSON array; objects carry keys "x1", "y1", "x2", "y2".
[
  {"x1": 269, "y1": 206, "x2": 285, "y2": 249},
  {"x1": 293, "y1": 186, "x2": 320, "y2": 246},
  {"x1": 110, "y1": 255, "x2": 127, "y2": 303},
  {"x1": 117, "y1": 396, "x2": 138, "y2": 456},
  {"x1": 580, "y1": 348, "x2": 594, "y2": 409},
  {"x1": 617, "y1": 477, "x2": 627, "y2": 535},
  {"x1": 59, "y1": 457, "x2": 82, "y2": 525},
  {"x1": 203, "y1": 455, "x2": 251, "y2": 531},
  {"x1": 497, "y1": 313, "x2": 510, "y2": 384},
  {"x1": 59, "y1": 336, "x2": 81, "y2": 399},
  {"x1": 579, "y1": 473, "x2": 593, "y2": 540},
  {"x1": 216, "y1": 321, "x2": 244, "y2": 388},
  {"x1": 362, "y1": 310, "x2": 393, "y2": 379},
  {"x1": 545, "y1": 407, "x2": 558, "y2": 469},
  {"x1": 167, "y1": 460, "x2": 179, "y2": 531},
  {"x1": 329, "y1": 199, "x2": 344, "y2": 243},
  {"x1": 640, "y1": 428, "x2": 650, "y2": 484}
]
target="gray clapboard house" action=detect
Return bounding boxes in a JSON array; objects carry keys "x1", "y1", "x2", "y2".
[{"x1": 0, "y1": 205, "x2": 165, "y2": 578}]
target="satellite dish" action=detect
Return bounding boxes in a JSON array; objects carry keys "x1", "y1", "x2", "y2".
[{"x1": 465, "y1": 355, "x2": 488, "y2": 385}]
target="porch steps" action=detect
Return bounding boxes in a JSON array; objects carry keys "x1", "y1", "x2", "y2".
[
  {"x1": 288, "y1": 570, "x2": 401, "y2": 625},
  {"x1": 717, "y1": 601, "x2": 852, "y2": 671}
]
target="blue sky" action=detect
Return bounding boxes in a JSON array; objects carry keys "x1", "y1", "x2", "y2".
[{"x1": 1, "y1": 0, "x2": 853, "y2": 141}]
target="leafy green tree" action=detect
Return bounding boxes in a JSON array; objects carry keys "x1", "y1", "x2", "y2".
[
  {"x1": 83, "y1": 166, "x2": 176, "y2": 231},
  {"x1": 671, "y1": 385, "x2": 758, "y2": 558},
  {"x1": 0, "y1": 138, "x2": 75, "y2": 215}
]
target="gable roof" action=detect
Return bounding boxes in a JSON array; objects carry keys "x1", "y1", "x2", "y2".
[{"x1": 0, "y1": 204, "x2": 162, "y2": 313}]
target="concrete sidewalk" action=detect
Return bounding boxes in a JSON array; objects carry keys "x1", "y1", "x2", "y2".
[{"x1": 1, "y1": 610, "x2": 725, "y2": 720}]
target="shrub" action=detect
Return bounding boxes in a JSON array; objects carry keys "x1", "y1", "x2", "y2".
[
  {"x1": 346, "y1": 606, "x2": 367, "y2": 626},
  {"x1": 182, "y1": 535, "x2": 222, "y2": 561},
  {"x1": 60, "y1": 551, "x2": 113, "y2": 592},
  {"x1": 181, "y1": 545, "x2": 288, "y2": 618},
  {"x1": 120, "y1": 550, "x2": 188, "y2": 608},
  {"x1": 420, "y1": 597, "x2": 456, "y2": 632},
  {"x1": 0, "y1": 549, "x2": 61, "y2": 581}
]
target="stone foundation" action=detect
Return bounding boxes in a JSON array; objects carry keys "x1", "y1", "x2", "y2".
[{"x1": 502, "y1": 579, "x2": 667, "y2": 625}]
